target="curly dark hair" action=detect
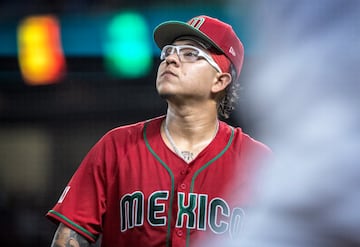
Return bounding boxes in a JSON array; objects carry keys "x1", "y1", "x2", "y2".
[{"x1": 217, "y1": 64, "x2": 240, "y2": 119}]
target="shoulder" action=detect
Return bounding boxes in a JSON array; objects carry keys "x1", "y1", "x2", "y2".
[
  {"x1": 101, "y1": 116, "x2": 164, "y2": 143},
  {"x1": 240, "y1": 130, "x2": 271, "y2": 153},
  {"x1": 82, "y1": 117, "x2": 164, "y2": 162},
  {"x1": 223, "y1": 122, "x2": 271, "y2": 155}
]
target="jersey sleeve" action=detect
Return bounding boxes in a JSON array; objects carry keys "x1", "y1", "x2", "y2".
[{"x1": 46, "y1": 135, "x2": 109, "y2": 243}]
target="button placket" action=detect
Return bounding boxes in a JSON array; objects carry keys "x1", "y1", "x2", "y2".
[
  {"x1": 176, "y1": 229, "x2": 183, "y2": 237},
  {"x1": 180, "y1": 183, "x2": 186, "y2": 190}
]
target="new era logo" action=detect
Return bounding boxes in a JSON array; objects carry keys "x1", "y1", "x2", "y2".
[{"x1": 229, "y1": 47, "x2": 236, "y2": 56}]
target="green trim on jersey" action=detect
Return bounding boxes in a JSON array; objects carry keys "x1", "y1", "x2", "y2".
[
  {"x1": 186, "y1": 126, "x2": 235, "y2": 247},
  {"x1": 144, "y1": 120, "x2": 235, "y2": 247},
  {"x1": 143, "y1": 120, "x2": 175, "y2": 247},
  {"x1": 190, "y1": 126, "x2": 235, "y2": 191},
  {"x1": 48, "y1": 210, "x2": 97, "y2": 241}
]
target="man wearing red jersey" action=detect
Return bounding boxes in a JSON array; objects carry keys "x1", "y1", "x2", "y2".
[{"x1": 47, "y1": 15, "x2": 270, "y2": 247}]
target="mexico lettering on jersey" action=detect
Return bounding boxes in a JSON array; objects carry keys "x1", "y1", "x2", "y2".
[
  {"x1": 47, "y1": 116, "x2": 270, "y2": 247},
  {"x1": 119, "y1": 190, "x2": 245, "y2": 236}
]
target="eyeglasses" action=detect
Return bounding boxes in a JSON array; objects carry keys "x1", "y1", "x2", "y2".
[{"x1": 160, "y1": 45, "x2": 222, "y2": 73}]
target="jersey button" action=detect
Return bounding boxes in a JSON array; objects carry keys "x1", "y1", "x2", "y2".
[
  {"x1": 180, "y1": 170, "x2": 187, "y2": 175},
  {"x1": 180, "y1": 183, "x2": 186, "y2": 190},
  {"x1": 176, "y1": 230, "x2": 183, "y2": 237}
]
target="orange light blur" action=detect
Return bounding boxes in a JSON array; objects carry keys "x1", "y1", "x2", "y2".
[{"x1": 17, "y1": 15, "x2": 66, "y2": 85}]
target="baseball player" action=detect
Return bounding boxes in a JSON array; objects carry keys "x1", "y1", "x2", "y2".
[{"x1": 47, "y1": 15, "x2": 271, "y2": 247}]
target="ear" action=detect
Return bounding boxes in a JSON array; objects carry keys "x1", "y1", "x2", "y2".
[{"x1": 211, "y1": 73, "x2": 232, "y2": 93}]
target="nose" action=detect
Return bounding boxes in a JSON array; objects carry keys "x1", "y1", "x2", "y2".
[{"x1": 164, "y1": 49, "x2": 180, "y2": 66}]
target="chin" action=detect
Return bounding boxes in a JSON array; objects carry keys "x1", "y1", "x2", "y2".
[
  {"x1": 158, "y1": 92, "x2": 172, "y2": 100},
  {"x1": 156, "y1": 84, "x2": 174, "y2": 99}
]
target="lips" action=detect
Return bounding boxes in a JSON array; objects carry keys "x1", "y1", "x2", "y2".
[{"x1": 161, "y1": 69, "x2": 177, "y2": 77}]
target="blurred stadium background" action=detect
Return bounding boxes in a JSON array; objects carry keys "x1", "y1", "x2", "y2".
[{"x1": 0, "y1": 0, "x2": 260, "y2": 246}]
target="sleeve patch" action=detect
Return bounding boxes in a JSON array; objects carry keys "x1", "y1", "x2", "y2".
[{"x1": 58, "y1": 186, "x2": 71, "y2": 203}]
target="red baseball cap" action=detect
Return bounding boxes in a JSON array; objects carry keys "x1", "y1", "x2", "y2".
[{"x1": 153, "y1": 15, "x2": 244, "y2": 80}]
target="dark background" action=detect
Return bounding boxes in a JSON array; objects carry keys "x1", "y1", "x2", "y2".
[{"x1": 0, "y1": 1, "x2": 262, "y2": 246}]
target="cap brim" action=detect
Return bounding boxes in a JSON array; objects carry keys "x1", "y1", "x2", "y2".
[{"x1": 153, "y1": 21, "x2": 223, "y2": 53}]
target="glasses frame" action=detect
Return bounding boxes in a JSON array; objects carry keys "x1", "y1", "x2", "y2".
[{"x1": 160, "y1": 45, "x2": 222, "y2": 73}]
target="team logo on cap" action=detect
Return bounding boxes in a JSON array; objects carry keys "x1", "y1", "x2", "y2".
[{"x1": 188, "y1": 17, "x2": 205, "y2": 29}]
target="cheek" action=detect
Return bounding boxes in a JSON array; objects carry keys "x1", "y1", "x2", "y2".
[
  {"x1": 156, "y1": 62, "x2": 165, "y2": 78},
  {"x1": 156, "y1": 63, "x2": 167, "y2": 87},
  {"x1": 186, "y1": 64, "x2": 217, "y2": 84}
]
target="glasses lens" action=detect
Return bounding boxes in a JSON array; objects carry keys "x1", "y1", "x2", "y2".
[
  {"x1": 161, "y1": 45, "x2": 200, "y2": 61},
  {"x1": 159, "y1": 45, "x2": 222, "y2": 73},
  {"x1": 179, "y1": 47, "x2": 199, "y2": 62},
  {"x1": 165, "y1": 46, "x2": 174, "y2": 56},
  {"x1": 160, "y1": 46, "x2": 171, "y2": 60}
]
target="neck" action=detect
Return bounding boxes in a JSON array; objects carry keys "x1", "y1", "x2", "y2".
[
  {"x1": 162, "y1": 106, "x2": 220, "y2": 162},
  {"x1": 165, "y1": 106, "x2": 218, "y2": 141}
]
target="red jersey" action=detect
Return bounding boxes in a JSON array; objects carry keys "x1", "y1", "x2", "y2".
[{"x1": 47, "y1": 116, "x2": 270, "y2": 247}]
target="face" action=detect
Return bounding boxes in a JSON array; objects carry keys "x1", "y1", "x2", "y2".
[{"x1": 156, "y1": 40, "x2": 220, "y2": 101}]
